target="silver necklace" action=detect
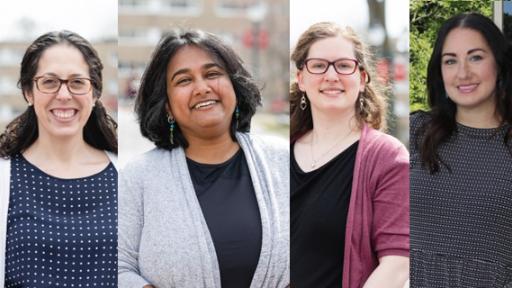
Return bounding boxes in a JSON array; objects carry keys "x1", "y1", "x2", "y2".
[{"x1": 310, "y1": 129, "x2": 352, "y2": 169}]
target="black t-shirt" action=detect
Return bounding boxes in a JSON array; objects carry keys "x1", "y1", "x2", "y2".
[
  {"x1": 187, "y1": 149, "x2": 262, "y2": 288},
  {"x1": 291, "y1": 141, "x2": 358, "y2": 288}
]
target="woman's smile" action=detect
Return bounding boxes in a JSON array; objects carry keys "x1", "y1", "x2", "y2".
[{"x1": 191, "y1": 99, "x2": 220, "y2": 110}]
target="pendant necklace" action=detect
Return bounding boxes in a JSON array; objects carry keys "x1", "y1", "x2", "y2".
[{"x1": 310, "y1": 128, "x2": 352, "y2": 169}]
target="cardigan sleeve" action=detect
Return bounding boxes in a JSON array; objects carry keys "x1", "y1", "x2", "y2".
[
  {"x1": 118, "y1": 165, "x2": 152, "y2": 287},
  {"x1": 371, "y1": 139, "x2": 410, "y2": 259}
]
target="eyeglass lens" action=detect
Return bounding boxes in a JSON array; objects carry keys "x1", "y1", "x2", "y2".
[
  {"x1": 36, "y1": 76, "x2": 91, "y2": 94},
  {"x1": 306, "y1": 59, "x2": 358, "y2": 75}
]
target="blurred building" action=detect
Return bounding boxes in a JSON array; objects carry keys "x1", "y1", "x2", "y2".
[
  {"x1": 118, "y1": 0, "x2": 289, "y2": 113},
  {"x1": 0, "y1": 39, "x2": 119, "y2": 129}
]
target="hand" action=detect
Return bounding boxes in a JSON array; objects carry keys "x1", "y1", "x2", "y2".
[{"x1": 362, "y1": 255, "x2": 409, "y2": 288}]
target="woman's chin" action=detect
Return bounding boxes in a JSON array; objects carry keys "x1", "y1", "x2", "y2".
[{"x1": 41, "y1": 125, "x2": 83, "y2": 139}]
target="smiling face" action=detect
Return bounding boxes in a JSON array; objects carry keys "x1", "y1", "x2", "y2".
[
  {"x1": 26, "y1": 44, "x2": 95, "y2": 140},
  {"x1": 166, "y1": 45, "x2": 237, "y2": 139},
  {"x1": 297, "y1": 36, "x2": 365, "y2": 115},
  {"x1": 441, "y1": 28, "x2": 498, "y2": 113}
]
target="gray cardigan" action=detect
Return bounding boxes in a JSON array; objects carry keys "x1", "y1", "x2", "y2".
[{"x1": 118, "y1": 133, "x2": 290, "y2": 288}]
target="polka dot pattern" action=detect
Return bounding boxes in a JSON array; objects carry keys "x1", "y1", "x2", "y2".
[
  {"x1": 410, "y1": 112, "x2": 512, "y2": 287},
  {"x1": 4, "y1": 154, "x2": 117, "y2": 287}
]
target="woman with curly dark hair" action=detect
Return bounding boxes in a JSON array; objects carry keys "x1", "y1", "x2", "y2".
[
  {"x1": 290, "y1": 22, "x2": 409, "y2": 288},
  {"x1": 118, "y1": 29, "x2": 289, "y2": 288},
  {"x1": 0, "y1": 30, "x2": 118, "y2": 287},
  {"x1": 410, "y1": 13, "x2": 512, "y2": 287}
]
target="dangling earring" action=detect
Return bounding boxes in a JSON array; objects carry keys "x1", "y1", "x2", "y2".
[
  {"x1": 235, "y1": 105, "x2": 240, "y2": 130},
  {"x1": 300, "y1": 94, "x2": 307, "y2": 110},
  {"x1": 167, "y1": 114, "x2": 175, "y2": 145},
  {"x1": 359, "y1": 94, "x2": 365, "y2": 115}
]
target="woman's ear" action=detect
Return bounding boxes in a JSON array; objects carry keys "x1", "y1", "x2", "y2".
[
  {"x1": 166, "y1": 102, "x2": 174, "y2": 118},
  {"x1": 25, "y1": 91, "x2": 34, "y2": 106},
  {"x1": 297, "y1": 70, "x2": 305, "y2": 92},
  {"x1": 359, "y1": 70, "x2": 367, "y2": 92}
]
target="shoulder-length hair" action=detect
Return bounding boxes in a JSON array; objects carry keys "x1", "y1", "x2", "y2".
[
  {"x1": 0, "y1": 30, "x2": 117, "y2": 158},
  {"x1": 290, "y1": 22, "x2": 387, "y2": 142},
  {"x1": 419, "y1": 13, "x2": 512, "y2": 173},
  {"x1": 136, "y1": 28, "x2": 261, "y2": 151}
]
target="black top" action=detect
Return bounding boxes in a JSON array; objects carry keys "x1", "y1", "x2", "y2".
[
  {"x1": 5, "y1": 154, "x2": 117, "y2": 288},
  {"x1": 410, "y1": 111, "x2": 512, "y2": 287},
  {"x1": 187, "y1": 149, "x2": 262, "y2": 288},
  {"x1": 291, "y1": 141, "x2": 358, "y2": 288}
]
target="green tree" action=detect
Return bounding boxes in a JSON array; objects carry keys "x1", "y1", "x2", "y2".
[{"x1": 410, "y1": 0, "x2": 493, "y2": 112}]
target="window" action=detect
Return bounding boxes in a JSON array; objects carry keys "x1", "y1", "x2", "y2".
[
  {"x1": 119, "y1": 28, "x2": 161, "y2": 45},
  {"x1": 0, "y1": 48, "x2": 23, "y2": 67},
  {"x1": 160, "y1": 0, "x2": 201, "y2": 15},
  {"x1": 215, "y1": 0, "x2": 260, "y2": 17},
  {"x1": 119, "y1": 0, "x2": 148, "y2": 8}
]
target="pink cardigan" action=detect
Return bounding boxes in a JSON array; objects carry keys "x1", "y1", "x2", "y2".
[{"x1": 342, "y1": 124, "x2": 410, "y2": 288}]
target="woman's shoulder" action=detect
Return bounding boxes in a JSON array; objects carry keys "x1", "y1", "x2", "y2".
[
  {"x1": 364, "y1": 128, "x2": 407, "y2": 153},
  {"x1": 237, "y1": 133, "x2": 289, "y2": 156},
  {"x1": 0, "y1": 157, "x2": 9, "y2": 174},
  {"x1": 360, "y1": 128, "x2": 409, "y2": 171},
  {"x1": 410, "y1": 110, "x2": 431, "y2": 132},
  {"x1": 120, "y1": 148, "x2": 171, "y2": 176}
]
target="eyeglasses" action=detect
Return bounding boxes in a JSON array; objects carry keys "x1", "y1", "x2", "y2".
[
  {"x1": 33, "y1": 76, "x2": 93, "y2": 95},
  {"x1": 303, "y1": 58, "x2": 360, "y2": 75}
]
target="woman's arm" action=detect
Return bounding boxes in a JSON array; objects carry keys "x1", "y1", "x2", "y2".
[
  {"x1": 362, "y1": 255, "x2": 409, "y2": 288},
  {"x1": 118, "y1": 168, "x2": 153, "y2": 287},
  {"x1": 365, "y1": 138, "x2": 410, "y2": 288}
]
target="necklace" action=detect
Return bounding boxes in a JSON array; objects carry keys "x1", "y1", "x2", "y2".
[{"x1": 310, "y1": 128, "x2": 352, "y2": 169}]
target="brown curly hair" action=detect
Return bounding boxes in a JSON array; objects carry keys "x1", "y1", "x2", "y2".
[{"x1": 290, "y1": 22, "x2": 387, "y2": 142}]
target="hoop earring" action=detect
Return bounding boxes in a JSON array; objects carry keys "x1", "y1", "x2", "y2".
[
  {"x1": 235, "y1": 105, "x2": 240, "y2": 130},
  {"x1": 300, "y1": 94, "x2": 307, "y2": 110},
  {"x1": 167, "y1": 114, "x2": 175, "y2": 145}
]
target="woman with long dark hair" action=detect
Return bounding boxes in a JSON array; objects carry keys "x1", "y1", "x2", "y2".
[
  {"x1": 290, "y1": 22, "x2": 409, "y2": 288},
  {"x1": 410, "y1": 13, "x2": 512, "y2": 287},
  {"x1": 0, "y1": 30, "x2": 118, "y2": 287}
]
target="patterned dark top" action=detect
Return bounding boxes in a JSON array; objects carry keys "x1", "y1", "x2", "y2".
[
  {"x1": 410, "y1": 112, "x2": 512, "y2": 287},
  {"x1": 4, "y1": 154, "x2": 117, "y2": 288}
]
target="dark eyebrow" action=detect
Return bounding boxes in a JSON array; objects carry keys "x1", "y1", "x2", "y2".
[
  {"x1": 170, "y1": 69, "x2": 190, "y2": 81},
  {"x1": 170, "y1": 63, "x2": 224, "y2": 81},
  {"x1": 441, "y1": 52, "x2": 456, "y2": 58},
  {"x1": 467, "y1": 48, "x2": 486, "y2": 54},
  {"x1": 441, "y1": 48, "x2": 487, "y2": 58}
]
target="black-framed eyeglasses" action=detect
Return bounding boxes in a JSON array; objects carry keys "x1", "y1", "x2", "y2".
[
  {"x1": 303, "y1": 58, "x2": 360, "y2": 75},
  {"x1": 33, "y1": 75, "x2": 93, "y2": 95}
]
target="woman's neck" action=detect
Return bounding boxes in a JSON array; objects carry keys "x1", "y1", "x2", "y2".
[
  {"x1": 456, "y1": 105, "x2": 501, "y2": 128},
  {"x1": 310, "y1": 107, "x2": 359, "y2": 141},
  {"x1": 24, "y1": 133, "x2": 89, "y2": 164},
  {"x1": 184, "y1": 132, "x2": 240, "y2": 164},
  {"x1": 22, "y1": 132, "x2": 109, "y2": 179}
]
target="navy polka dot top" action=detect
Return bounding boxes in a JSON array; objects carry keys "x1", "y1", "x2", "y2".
[{"x1": 4, "y1": 154, "x2": 117, "y2": 288}]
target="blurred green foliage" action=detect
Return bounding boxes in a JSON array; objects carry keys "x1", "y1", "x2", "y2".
[{"x1": 410, "y1": 0, "x2": 493, "y2": 112}]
